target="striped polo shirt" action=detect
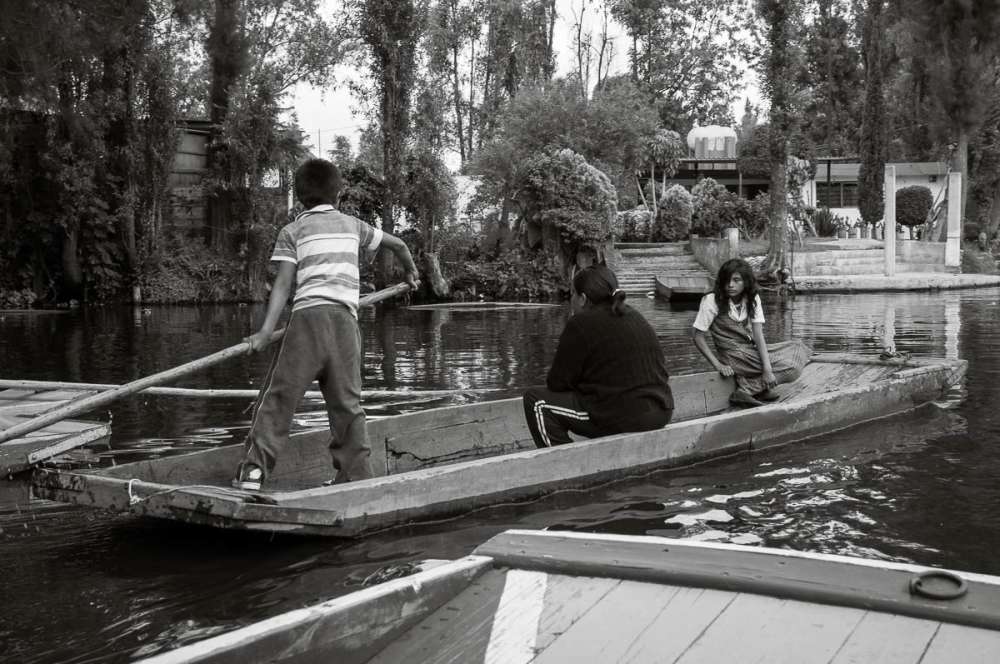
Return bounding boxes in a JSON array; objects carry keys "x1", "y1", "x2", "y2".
[{"x1": 271, "y1": 204, "x2": 383, "y2": 316}]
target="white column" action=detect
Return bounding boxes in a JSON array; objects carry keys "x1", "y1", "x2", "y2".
[
  {"x1": 945, "y1": 172, "x2": 962, "y2": 268},
  {"x1": 884, "y1": 165, "x2": 896, "y2": 277}
]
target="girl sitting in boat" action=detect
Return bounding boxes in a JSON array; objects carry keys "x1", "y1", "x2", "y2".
[
  {"x1": 692, "y1": 258, "x2": 810, "y2": 407},
  {"x1": 523, "y1": 264, "x2": 674, "y2": 448}
]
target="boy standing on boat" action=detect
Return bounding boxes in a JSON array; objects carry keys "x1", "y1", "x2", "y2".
[
  {"x1": 523, "y1": 264, "x2": 674, "y2": 448},
  {"x1": 233, "y1": 158, "x2": 419, "y2": 491},
  {"x1": 692, "y1": 258, "x2": 810, "y2": 408}
]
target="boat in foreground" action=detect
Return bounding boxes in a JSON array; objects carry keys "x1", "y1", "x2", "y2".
[
  {"x1": 654, "y1": 274, "x2": 713, "y2": 301},
  {"x1": 139, "y1": 528, "x2": 1000, "y2": 663},
  {"x1": 0, "y1": 387, "x2": 111, "y2": 476},
  {"x1": 32, "y1": 353, "x2": 966, "y2": 536}
]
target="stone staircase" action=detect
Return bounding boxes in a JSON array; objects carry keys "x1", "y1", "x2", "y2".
[
  {"x1": 791, "y1": 249, "x2": 958, "y2": 277},
  {"x1": 611, "y1": 243, "x2": 713, "y2": 294}
]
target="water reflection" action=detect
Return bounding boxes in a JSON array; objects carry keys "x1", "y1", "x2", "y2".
[{"x1": 1, "y1": 287, "x2": 1000, "y2": 662}]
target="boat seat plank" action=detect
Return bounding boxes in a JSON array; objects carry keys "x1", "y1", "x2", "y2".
[
  {"x1": 918, "y1": 622, "x2": 1000, "y2": 664},
  {"x1": 828, "y1": 611, "x2": 940, "y2": 664},
  {"x1": 532, "y1": 581, "x2": 714, "y2": 664},
  {"x1": 674, "y1": 593, "x2": 865, "y2": 664}
]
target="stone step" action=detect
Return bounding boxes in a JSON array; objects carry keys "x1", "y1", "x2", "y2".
[
  {"x1": 800, "y1": 265, "x2": 885, "y2": 276},
  {"x1": 617, "y1": 246, "x2": 690, "y2": 256},
  {"x1": 896, "y1": 263, "x2": 957, "y2": 273}
]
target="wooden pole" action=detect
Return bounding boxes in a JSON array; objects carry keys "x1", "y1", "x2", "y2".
[
  {"x1": 0, "y1": 284, "x2": 411, "y2": 445},
  {"x1": 0, "y1": 379, "x2": 508, "y2": 400}
]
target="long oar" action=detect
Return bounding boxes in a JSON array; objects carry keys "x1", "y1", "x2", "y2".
[{"x1": 0, "y1": 283, "x2": 411, "y2": 445}]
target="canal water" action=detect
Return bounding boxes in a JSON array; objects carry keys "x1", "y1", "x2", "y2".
[{"x1": 1, "y1": 287, "x2": 999, "y2": 662}]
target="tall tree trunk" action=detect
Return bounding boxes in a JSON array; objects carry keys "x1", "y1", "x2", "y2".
[
  {"x1": 986, "y1": 185, "x2": 1000, "y2": 241},
  {"x1": 765, "y1": 145, "x2": 789, "y2": 276},
  {"x1": 206, "y1": 0, "x2": 245, "y2": 249},
  {"x1": 452, "y1": 44, "x2": 466, "y2": 165}
]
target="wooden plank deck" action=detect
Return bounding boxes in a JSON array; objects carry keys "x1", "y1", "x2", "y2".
[
  {"x1": 138, "y1": 530, "x2": 1000, "y2": 663},
  {"x1": 367, "y1": 569, "x2": 1000, "y2": 663},
  {"x1": 0, "y1": 388, "x2": 111, "y2": 475}
]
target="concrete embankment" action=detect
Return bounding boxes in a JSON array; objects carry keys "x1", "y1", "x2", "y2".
[{"x1": 792, "y1": 272, "x2": 1000, "y2": 293}]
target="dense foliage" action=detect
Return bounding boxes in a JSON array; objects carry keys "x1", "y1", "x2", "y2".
[
  {"x1": 895, "y1": 186, "x2": 933, "y2": 228},
  {"x1": 519, "y1": 149, "x2": 618, "y2": 263}
]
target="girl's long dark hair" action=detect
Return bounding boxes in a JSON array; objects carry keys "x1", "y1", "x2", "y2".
[
  {"x1": 573, "y1": 264, "x2": 627, "y2": 315},
  {"x1": 714, "y1": 258, "x2": 758, "y2": 320}
]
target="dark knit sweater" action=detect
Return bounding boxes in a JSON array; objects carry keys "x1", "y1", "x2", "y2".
[{"x1": 547, "y1": 303, "x2": 673, "y2": 429}]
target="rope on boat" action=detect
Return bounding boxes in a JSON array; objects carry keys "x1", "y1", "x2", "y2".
[{"x1": 126, "y1": 479, "x2": 269, "y2": 506}]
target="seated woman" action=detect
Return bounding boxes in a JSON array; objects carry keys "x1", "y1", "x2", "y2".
[
  {"x1": 523, "y1": 264, "x2": 674, "y2": 448},
  {"x1": 692, "y1": 258, "x2": 810, "y2": 407}
]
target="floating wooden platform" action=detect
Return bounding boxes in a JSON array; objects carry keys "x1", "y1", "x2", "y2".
[
  {"x1": 32, "y1": 354, "x2": 966, "y2": 536},
  {"x1": 0, "y1": 387, "x2": 110, "y2": 476},
  {"x1": 654, "y1": 274, "x2": 714, "y2": 301},
  {"x1": 138, "y1": 529, "x2": 1000, "y2": 663}
]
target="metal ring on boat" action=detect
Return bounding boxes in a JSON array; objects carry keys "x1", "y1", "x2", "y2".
[{"x1": 909, "y1": 570, "x2": 968, "y2": 600}]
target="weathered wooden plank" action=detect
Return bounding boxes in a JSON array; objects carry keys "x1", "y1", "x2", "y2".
[
  {"x1": 613, "y1": 586, "x2": 741, "y2": 663},
  {"x1": 139, "y1": 556, "x2": 491, "y2": 664},
  {"x1": 474, "y1": 530, "x2": 1000, "y2": 632},
  {"x1": 532, "y1": 580, "x2": 690, "y2": 663},
  {"x1": 369, "y1": 568, "x2": 510, "y2": 663},
  {"x1": 0, "y1": 387, "x2": 111, "y2": 475},
  {"x1": 828, "y1": 611, "x2": 940, "y2": 664},
  {"x1": 533, "y1": 573, "x2": 621, "y2": 651},
  {"x1": 919, "y1": 622, "x2": 1000, "y2": 664},
  {"x1": 674, "y1": 593, "x2": 864, "y2": 664}
]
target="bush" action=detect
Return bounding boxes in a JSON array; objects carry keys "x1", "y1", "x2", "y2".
[
  {"x1": 520, "y1": 148, "x2": 618, "y2": 249},
  {"x1": 896, "y1": 185, "x2": 933, "y2": 228},
  {"x1": 737, "y1": 192, "x2": 771, "y2": 237},
  {"x1": 813, "y1": 207, "x2": 838, "y2": 236},
  {"x1": 615, "y1": 207, "x2": 653, "y2": 242},
  {"x1": 691, "y1": 177, "x2": 739, "y2": 237},
  {"x1": 448, "y1": 248, "x2": 564, "y2": 300},
  {"x1": 0, "y1": 288, "x2": 38, "y2": 309},
  {"x1": 651, "y1": 185, "x2": 693, "y2": 241}
]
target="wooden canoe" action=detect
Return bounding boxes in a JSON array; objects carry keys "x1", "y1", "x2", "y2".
[
  {"x1": 0, "y1": 387, "x2": 111, "y2": 476},
  {"x1": 654, "y1": 274, "x2": 714, "y2": 301},
  {"x1": 32, "y1": 353, "x2": 966, "y2": 536},
  {"x1": 137, "y1": 528, "x2": 1000, "y2": 663}
]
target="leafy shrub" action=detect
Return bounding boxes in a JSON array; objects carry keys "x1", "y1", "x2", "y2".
[
  {"x1": 0, "y1": 288, "x2": 38, "y2": 309},
  {"x1": 448, "y1": 248, "x2": 563, "y2": 300},
  {"x1": 812, "y1": 207, "x2": 838, "y2": 236},
  {"x1": 736, "y1": 192, "x2": 771, "y2": 237},
  {"x1": 140, "y1": 236, "x2": 251, "y2": 303},
  {"x1": 615, "y1": 207, "x2": 652, "y2": 242},
  {"x1": 651, "y1": 185, "x2": 693, "y2": 241},
  {"x1": 691, "y1": 177, "x2": 739, "y2": 237},
  {"x1": 520, "y1": 148, "x2": 618, "y2": 249},
  {"x1": 896, "y1": 185, "x2": 933, "y2": 228}
]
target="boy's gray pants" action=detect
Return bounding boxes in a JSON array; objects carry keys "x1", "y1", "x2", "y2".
[{"x1": 244, "y1": 304, "x2": 372, "y2": 483}]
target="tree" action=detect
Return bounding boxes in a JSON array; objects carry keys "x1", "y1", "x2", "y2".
[
  {"x1": 403, "y1": 149, "x2": 456, "y2": 297},
  {"x1": 903, "y1": 0, "x2": 1000, "y2": 230},
  {"x1": 204, "y1": 0, "x2": 349, "y2": 250},
  {"x1": 895, "y1": 185, "x2": 933, "y2": 228},
  {"x1": 611, "y1": 0, "x2": 751, "y2": 131},
  {"x1": 355, "y1": 0, "x2": 424, "y2": 285},
  {"x1": 519, "y1": 148, "x2": 617, "y2": 276},
  {"x1": 755, "y1": 0, "x2": 804, "y2": 278},
  {"x1": 857, "y1": 0, "x2": 887, "y2": 231},
  {"x1": 800, "y1": 0, "x2": 863, "y2": 156},
  {"x1": 641, "y1": 129, "x2": 685, "y2": 225},
  {"x1": 470, "y1": 77, "x2": 658, "y2": 244}
]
